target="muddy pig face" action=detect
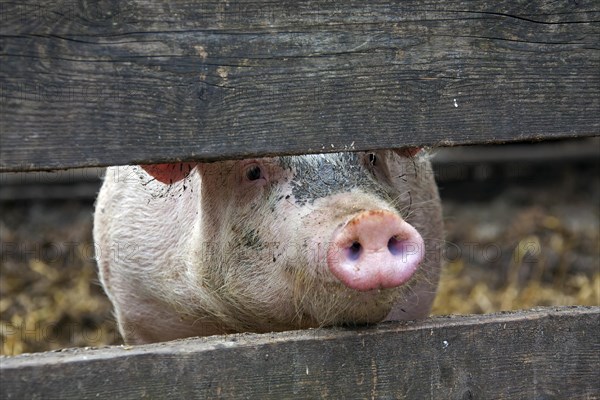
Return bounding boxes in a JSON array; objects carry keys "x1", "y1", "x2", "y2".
[{"x1": 141, "y1": 149, "x2": 440, "y2": 334}]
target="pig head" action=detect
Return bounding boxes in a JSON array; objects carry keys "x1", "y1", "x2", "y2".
[{"x1": 94, "y1": 150, "x2": 443, "y2": 344}]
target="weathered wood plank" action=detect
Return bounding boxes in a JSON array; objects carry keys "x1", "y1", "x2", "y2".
[
  {"x1": 1, "y1": 306, "x2": 598, "y2": 399},
  {"x1": 1, "y1": 1, "x2": 599, "y2": 171}
]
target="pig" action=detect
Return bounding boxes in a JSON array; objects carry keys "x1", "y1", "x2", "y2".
[{"x1": 94, "y1": 149, "x2": 443, "y2": 344}]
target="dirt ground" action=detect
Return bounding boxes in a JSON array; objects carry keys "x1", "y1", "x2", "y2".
[{"x1": 1, "y1": 156, "x2": 598, "y2": 356}]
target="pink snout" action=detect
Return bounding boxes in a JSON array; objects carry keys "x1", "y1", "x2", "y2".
[{"x1": 327, "y1": 210, "x2": 425, "y2": 291}]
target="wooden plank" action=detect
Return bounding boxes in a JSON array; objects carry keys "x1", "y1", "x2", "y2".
[
  {"x1": 1, "y1": 306, "x2": 598, "y2": 399},
  {"x1": 432, "y1": 137, "x2": 600, "y2": 164},
  {"x1": 1, "y1": 1, "x2": 599, "y2": 171}
]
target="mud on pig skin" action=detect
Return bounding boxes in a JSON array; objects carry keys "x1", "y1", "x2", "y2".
[{"x1": 93, "y1": 149, "x2": 443, "y2": 344}]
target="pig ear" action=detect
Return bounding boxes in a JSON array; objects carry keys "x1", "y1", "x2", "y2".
[
  {"x1": 394, "y1": 147, "x2": 422, "y2": 158},
  {"x1": 140, "y1": 163, "x2": 196, "y2": 184}
]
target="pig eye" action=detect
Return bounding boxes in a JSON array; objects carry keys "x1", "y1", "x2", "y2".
[
  {"x1": 368, "y1": 153, "x2": 377, "y2": 166},
  {"x1": 245, "y1": 165, "x2": 263, "y2": 181}
]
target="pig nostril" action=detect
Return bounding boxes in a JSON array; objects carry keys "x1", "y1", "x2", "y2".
[
  {"x1": 347, "y1": 241, "x2": 362, "y2": 261},
  {"x1": 387, "y1": 236, "x2": 405, "y2": 256}
]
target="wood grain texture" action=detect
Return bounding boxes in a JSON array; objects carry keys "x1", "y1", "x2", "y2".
[
  {"x1": 1, "y1": 1, "x2": 599, "y2": 171},
  {"x1": 1, "y1": 306, "x2": 598, "y2": 399}
]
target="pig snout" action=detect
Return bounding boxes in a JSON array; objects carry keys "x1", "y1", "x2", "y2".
[{"x1": 327, "y1": 210, "x2": 425, "y2": 292}]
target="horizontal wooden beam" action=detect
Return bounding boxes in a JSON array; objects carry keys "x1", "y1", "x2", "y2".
[
  {"x1": 1, "y1": 306, "x2": 598, "y2": 399},
  {"x1": 1, "y1": 1, "x2": 599, "y2": 171}
]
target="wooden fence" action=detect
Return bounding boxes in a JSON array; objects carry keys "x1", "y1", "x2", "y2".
[
  {"x1": 1, "y1": 307, "x2": 598, "y2": 399},
  {"x1": 1, "y1": 0, "x2": 598, "y2": 171}
]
